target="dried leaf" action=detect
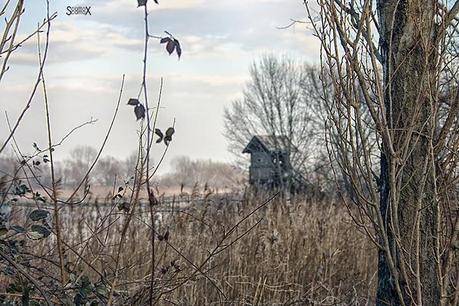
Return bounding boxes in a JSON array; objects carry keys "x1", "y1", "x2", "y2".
[
  {"x1": 127, "y1": 98, "x2": 140, "y2": 106},
  {"x1": 166, "y1": 40, "x2": 175, "y2": 55},
  {"x1": 163, "y1": 127, "x2": 175, "y2": 145},
  {"x1": 165, "y1": 127, "x2": 175, "y2": 137},
  {"x1": 29, "y1": 209, "x2": 50, "y2": 222},
  {"x1": 134, "y1": 104, "x2": 146, "y2": 120},
  {"x1": 29, "y1": 224, "x2": 51, "y2": 239},
  {"x1": 137, "y1": 0, "x2": 147, "y2": 7},
  {"x1": 155, "y1": 128, "x2": 164, "y2": 143},
  {"x1": 160, "y1": 37, "x2": 171, "y2": 44}
]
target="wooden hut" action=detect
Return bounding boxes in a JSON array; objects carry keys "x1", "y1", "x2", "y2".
[{"x1": 242, "y1": 135, "x2": 294, "y2": 189}]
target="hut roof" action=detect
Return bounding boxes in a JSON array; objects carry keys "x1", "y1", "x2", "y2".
[{"x1": 242, "y1": 135, "x2": 296, "y2": 154}]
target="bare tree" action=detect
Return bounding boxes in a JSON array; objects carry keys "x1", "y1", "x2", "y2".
[
  {"x1": 63, "y1": 145, "x2": 98, "y2": 186},
  {"x1": 94, "y1": 155, "x2": 124, "y2": 186},
  {"x1": 307, "y1": 0, "x2": 459, "y2": 305},
  {"x1": 224, "y1": 55, "x2": 326, "y2": 174}
]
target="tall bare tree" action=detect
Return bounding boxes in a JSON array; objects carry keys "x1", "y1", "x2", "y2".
[
  {"x1": 307, "y1": 0, "x2": 459, "y2": 304},
  {"x1": 224, "y1": 55, "x2": 328, "y2": 178}
]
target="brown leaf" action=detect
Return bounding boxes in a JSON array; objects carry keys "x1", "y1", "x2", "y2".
[
  {"x1": 127, "y1": 98, "x2": 140, "y2": 106},
  {"x1": 164, "y1": 127, "x2": 175, "y2": 145},
  {"x1": 155, "y1": 128, "x2": 164, "y2": 143},
  {"x1": 165, "y1": 127, "x2": 175, "y2": 137},
  {"x1": 160, "y1": 37, "x2": 171, "y2": 44},
  {"x1": 166, "y1": 40, "x2": 175, "y2": 55},
  {"x1": 134, "y1": 104, "x2": 145, "y2": 120}
]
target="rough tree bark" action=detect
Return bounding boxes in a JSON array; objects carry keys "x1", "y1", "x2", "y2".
[
  {"x1": 308, "y1": 0, "x2": 459, "y2": 305},
  {"x1": 377, "y1": 1, "x2": 439, "y2": 304}
]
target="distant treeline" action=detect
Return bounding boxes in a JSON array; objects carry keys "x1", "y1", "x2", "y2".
[{"x1": 0, "y1": 145, "x2": 245, "y2": 192}]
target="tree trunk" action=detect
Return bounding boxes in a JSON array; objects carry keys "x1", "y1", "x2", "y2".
[{"x1": 377, "y1": 0, "x2": 440, "y2": 304}]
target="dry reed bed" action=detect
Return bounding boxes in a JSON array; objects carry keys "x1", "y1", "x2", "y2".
[{"x1": 3, "y1": 194, "x2": 376, "y2": 305}]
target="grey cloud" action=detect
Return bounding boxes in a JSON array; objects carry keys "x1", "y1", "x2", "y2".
[{"x1": 81, "y1": 0, "x2": 317, "y2": 59}]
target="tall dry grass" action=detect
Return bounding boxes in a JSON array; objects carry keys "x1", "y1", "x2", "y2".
[
  {"x1": 156, "y1": 194, "x2": 377, "y2": 305},
  {"x1": 3, "y1": 193, "x2": 376, "y2": 305}
]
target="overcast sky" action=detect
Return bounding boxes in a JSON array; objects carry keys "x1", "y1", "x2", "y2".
[{"x1": 0, "y1": 0, "x2": 320, "y2": 173}]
